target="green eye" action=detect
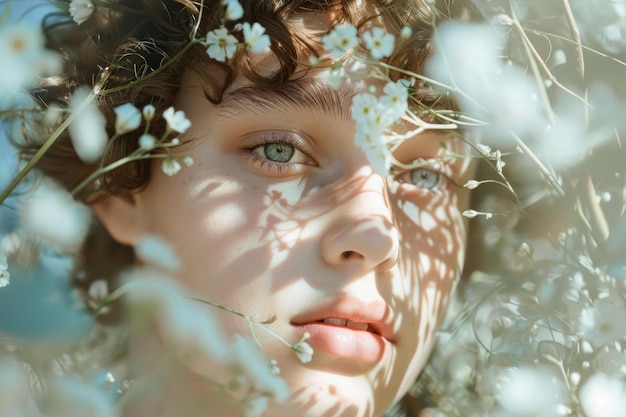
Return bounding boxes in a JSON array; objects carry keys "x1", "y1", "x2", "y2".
[
  {"x1": 409, "y1": 168, "x2": 441, "y2": 189},
  {"x1": 264, "y1": 143, "x2": 295, "y2": 162}
]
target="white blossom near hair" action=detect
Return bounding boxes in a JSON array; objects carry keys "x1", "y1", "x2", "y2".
[
  {"x1": 69, "y1": 0, "x2": 95, "y2": 26},
  {"x1": 0, "y1": 24, "x2": 62, "y2": 100},
  {"x1": 138, "y1": 133, "x2": 156, "y2": 150},
  {"x1": 322, "y1": 23, "x2": 359, "y2": 59},
  {"x1": 162, "y1": 106, "x2": 192, "y2": 134},
  {"x1": 134, "y1": 234, "x2": 181, "y2": 272},
  {"x1": 113, "y1": 103, "x2": 142, "y2": 135},
  {"x1": 205, "y1": 26, "x2": 239, "y2": 61},
  {"x1": 142, "y1": 104, "x2": 156, "y2": 121},
  {"x1": 0, "y1": 255, "x2": 9, "y2": 288},
  {"x1": 161, "y1": 157, "x2": 182, "y2": 176},
  {"x1": 68, "y1": 87, "x2": 109, "y2": 164},
  {"x1": 579, "y1": 373, "x2": 626, "y2": 417},
  {"x1": 363, "y1": 27, "x2": 395, "y2": 59},
  {"x1": 224, "y1": 0, "x2": 244, "y2": 21},
  {"x1": 21, "y1": 181, "x2": 91, "y2": 251},
  {"x1": 494, "y1": 367, "x2": 566, "y2": 417},
  {"x1": 577, "y1": 295, "x2": 626, "y2": 346},
  {"x1": 242, "y1": 22, "x2": 271, "y2": 53}
]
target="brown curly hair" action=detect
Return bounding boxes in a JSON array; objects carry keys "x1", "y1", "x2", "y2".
[{"x1": 21, "y1": 0, "x2": 481, "y2": 323}]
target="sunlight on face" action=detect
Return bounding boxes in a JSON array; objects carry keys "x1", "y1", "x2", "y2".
[{"x1": 124, "y1": 66, "x2": 474, "y2": 416}]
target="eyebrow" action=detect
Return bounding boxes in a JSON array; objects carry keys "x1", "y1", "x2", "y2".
[{"x1": 216, "y1": 78, "x2": 357, "y2": 121}]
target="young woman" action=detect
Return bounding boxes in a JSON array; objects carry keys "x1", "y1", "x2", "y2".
[{"x1": 14, "y1": 0, "x2": 482, "y2": 416}]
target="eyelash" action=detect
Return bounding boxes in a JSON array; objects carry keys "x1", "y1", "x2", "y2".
[{"x1": 241, "y1": 132, "x2": 316, "y2": 174}]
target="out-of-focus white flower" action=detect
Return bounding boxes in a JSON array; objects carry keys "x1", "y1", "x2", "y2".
[
  {"x1": 161, "y1": 158, "x2": 182, "y2": 176},
  {"x1": 21, "y1": 181, "x2": 91, "y2": 251},
  {"x1": 114, "y1": 103, "x2": 142, "y2": 135},
  {"x1": 0, "y1": 255, "x2": 9, "y2": 288},
  {"x1": 68, "y1": 87, "x2": 108, "y2": 164},
  {"x1": 0, "y1": 360, "x2": 42, "y2": 417},
  {"x1": 224, "y1": 0, "x2": 244, "y2": 20},
  {"x1": 142, "y1": 104, "x2": 156, "y2": 121},
  {"x1": 162, "y1": 106, "x2": 192, "y2": 134},
  {"x1": 322, "y1": 23, "x2": 358, "y2": 60},
  {"x1": 380, "y1": 80, "x2": 409, "y2": 122},
  {"x1": 363, "y1": 27, "x2": 395, "y2": 59},
  {"x1": 69, "y1": 0, "x2": 95, "y2": 25},
  {"x1": 0, "y1": 24, "x2": 62, "y2": 99},
  {"x1": 45, "y1": 377, "x2": 115, "y2": 417},
  {"x1": 126, "y1": 270, "x2": 231, "y2": 364},
  {"x1": 495, "y1": 367, "x2": 566, "y2": 417},
  {"x1": 232, "y1": 335, "x2": 289, "y2": 403},
  {"x1": 205, "y1": 26, "x2": 239, "y2": 61},
  {"x1": 138, "y1": 133, "x2": 156, "y2": 150},
  {"x1": 578, "y1": 296, "x2": 626, "y2": 346},
  {"x1": 292, "y1": 332, "x2": 313, "y2": 363},
  {"x1": 87, "y1": 279, "x2": 110, "y2": 314},
  {"x1": 400, "y1": 26, "x2": 413, "y2": 40},
  {"x1": 135, "y1": 234, "x2": 180, "y2": 272},
  {"x1": 244, "y1": 396, "x2": 269, "y2": 417},
  {"x1": 242, "y1": 22, "x2": 271, "y2": 53},
  {"x1": 580, "y1": 373, "x2": 626, "y2": 417}
]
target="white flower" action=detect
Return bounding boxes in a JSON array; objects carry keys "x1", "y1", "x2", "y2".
[
  {"x1": 322, "y1": 23, "x2": 358, "y2": 60},
  {"x1": 142, "y1": 104, "x2": 156, "y2": 121},
  {"x1": 21, "y1": 181, "x2": 91, "y2": 251},
  {"x1": 0, "y1": 24, "x2": 62, "y2": 99},
  {"x1": 363, "y1": 27, "x2": 395, "y2": 59},
  {"x1": 577, "y1": 296, "x2": 626, "y2": 346},
  {"x1": 462, "y1": 209, "x2": 478, "y2": 218},
  {"x1": 224, "y1": 0, "x2": 244, "y2": 20},
  {"x1": 69, "y1": 0, "x2": 95, "y2": 25},
  {"x1": 87, "y1": 279, "x2": 110, "y2": 313},
  {"x1": 0, "y1": 255, "x2": 9, "y2": 288},
  {"x1": 232, "y1": 335, "x2": 289, "y2": 403},
  {"x1": 69, "y1": 87, "x2": 108, "y2": 163},
  {"x1": 400, "y1": 26, "x2": 413, "y2": 40},
  {"x1": 161, "y1": 158, "x2": 182, "y2": 176},
  {"x1": 205, "y1": 26, "x2": 239, "y2": 61},
  {"x1": 496, "y1": 367, "x2": 566, "y2": 417},
  {"x1": 138, "y1": 134, "x2": 156, "y2": 150},
  {"x1": 580, "y1": 373, "x2": 626, "y2": 417},
  {"x1": 126, "y1": 271, "x2": 231, "y2": 364},
  {"x1": 351, "y1": 93, "x2": 382, "y2": 128},
  {"x1": 162, "y1": 106, "x2": 192, "y2": 133},
  {"x1": 244, "y1": 396, "x2": 269, "y2": 417},
  {"x1": 292, "y1": 332, "x2": 313, "y2": 363},
  {"x1": 134, "y1": 234, "x2": 181, "y2": 272},
  {"x1": 380, "y1": 80, "x2": 409, "y2": 122},
  {"x1": 242, "y1": 22, "x2": 271, "y2": 53},
  {"x1": 114, "y1": 102, "x2": 142, "y2": 135}
]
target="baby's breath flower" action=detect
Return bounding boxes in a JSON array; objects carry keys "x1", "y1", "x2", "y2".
[
  {"x1": 183, "y1": 156, "x2": 194, "y2": 167},
  {"x1": 292, "y1": 332, "x2": 314, "y2": 364},
  {"x1": 242, "y1": 22, "x2": 271, "y2": 53},
  {"x1": 322, "y1": 23, "x2": 358, "y2": 60},
  {"x1": 579, "y1": 373, "x2": 626, "y2": 417},
  {"x1": 363, "y1": 27, "x2": 395, "y2": 59},
  {"x1": 462, "y1": 209, "x2": 478, "y2": 218},
  {"x1": 380, "y1": 80, "x2": 409, "y2": 121},
  {"x1": 68, "y1": 87, "x2": 108, "y2": 163},
  {"x1": 162, "y1": 106, "x2": 192, "y2": 134},
  {"x1": 113, "y1": 103, "x2": 141, "y2": 135},
  {"x1": 138, "y1": 134, "x2": 156, "y2": 151},
  {"x1": 161, "y1": 158, "x2": 182, "y2": 176},
  {"x1": 142, "y1": 104, "x2": 156, "y2": 121},
  {"x1": 0, "y1": 255, "x2": 9, "y2": 288},
  {"x1": 205, "y1": 26, "x2": 238, "y2": 61},
  {"x1": 351, "y1": 93, "x2": 380, "y2": 127},
  {"x1": 400, "y1": 26, "x2": 413, "y2": 40},
  {"x1": 224, "y1": 0, "x2": 244, "y2": 21},
  {"x1": 69, "y1": 0, "x2": 95, "y2": 26}
]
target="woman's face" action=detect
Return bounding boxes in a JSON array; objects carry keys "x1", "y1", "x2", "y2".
[{"x1": 107, "y1": 67, "x2": 474, "y2": 416}]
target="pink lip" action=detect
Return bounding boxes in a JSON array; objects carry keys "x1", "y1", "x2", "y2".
[{"x1": 291, "y1": 297, "x2": 395, "y2": 363}]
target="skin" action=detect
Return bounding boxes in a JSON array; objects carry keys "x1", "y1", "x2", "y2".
[{"x1": 96, "y1": 62, "x2": 474, "y2": 416}]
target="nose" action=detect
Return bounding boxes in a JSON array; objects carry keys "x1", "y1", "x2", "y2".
[{"x1": 320, "y1": 168, "x2": 400, "y2": 273}]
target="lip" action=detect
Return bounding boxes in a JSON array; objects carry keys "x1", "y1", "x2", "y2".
[{"x1": 291, "y1": 297, "x2": 395, "y2": 363}]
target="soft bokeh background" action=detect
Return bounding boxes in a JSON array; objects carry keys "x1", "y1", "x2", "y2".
[{"x1": 0, "y1": 0, "x2": 92, "y2": 340}]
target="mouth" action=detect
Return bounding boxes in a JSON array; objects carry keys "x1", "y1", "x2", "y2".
[{"x1": 317, "y1": 318, "x2": 381, "y2": 335}]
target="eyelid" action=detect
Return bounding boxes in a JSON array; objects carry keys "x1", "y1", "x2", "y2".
[{"x1": 240, "y1": 130, "x2": 318, "y2": 175}]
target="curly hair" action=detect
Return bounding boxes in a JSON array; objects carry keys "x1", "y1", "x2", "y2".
[{"x1": 21, "y1": 0, "x2": 481, "y2": 322}]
